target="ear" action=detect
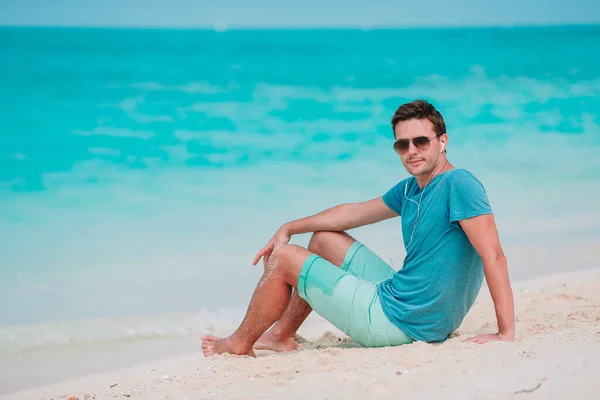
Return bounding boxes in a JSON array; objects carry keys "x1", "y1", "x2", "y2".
[{"x1": 440, "y1": 135, "x2": 448, "y2": 153}]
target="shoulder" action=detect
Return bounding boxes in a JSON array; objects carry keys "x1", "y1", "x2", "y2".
[
  {"x1": 444, "y1": 169, "x2": 493, "y2": 222},
  {"x1": 445, "y1": 168, "x2": 487, "y2": 189},
  {"x1": 446, "y1": 168, "x2": 481, "y2": 181},
  {"x1": 443, "y1": 169, "x2": 491, "y2": 206}
]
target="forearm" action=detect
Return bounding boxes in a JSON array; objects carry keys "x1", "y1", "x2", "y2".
[
  {"x1": 484, "y1": 255, "x2": 515, "y2": 338},
  {"x1": 280, "y1": 197, "x2": 396, "y2": 236},
  {"x1": 284, "y1": 199, "x2": 394, "y2": 235},
  {"x1": 283, "y1": 203, "x2": 359, "y2": 235}
]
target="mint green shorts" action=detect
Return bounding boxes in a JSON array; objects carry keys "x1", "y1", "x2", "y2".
[{"x1": 297, "y1": 241, "x2": 414, "y2": 347}]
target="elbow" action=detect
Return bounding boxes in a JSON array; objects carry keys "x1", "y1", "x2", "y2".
[{"x1": 482, "y1": 248, "x2": 507, "y2": 268}]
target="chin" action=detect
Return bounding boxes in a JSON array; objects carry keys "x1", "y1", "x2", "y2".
[
  {"x1": 403, "y1": 165, "x2": 416, "y2": 175},
  {"x1": 405, "y1": 165, "x2": 424, "y2": 176},
  {"x1": 408, "y1": 165, "x2": 433, "y2": 177}
]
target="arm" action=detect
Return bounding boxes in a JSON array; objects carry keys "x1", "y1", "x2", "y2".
[
  {"x1": 459, "y1": 213, "x2": 515, "y2": 343},
  {"x1": 284, "y1": 197, "x2": 397, "y2": 235},
  {"x1": 253, "y1": 197, "x2": 397, "y2": 266}
]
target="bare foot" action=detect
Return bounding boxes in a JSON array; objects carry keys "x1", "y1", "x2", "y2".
[
  {"x1": 201, "y1": 335, "x2": 256, "y2": 357},
  {"x1": 253, "y1": 331, "x2": 298, "y2": 352}
]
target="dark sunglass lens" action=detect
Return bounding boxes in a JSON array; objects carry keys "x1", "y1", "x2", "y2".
[
  {"x1": 413, "y1": 136, "x2": 431, "y2": 149},
  {"x1": 394, "y1": 140, "x2": 409, "y2": 153}
]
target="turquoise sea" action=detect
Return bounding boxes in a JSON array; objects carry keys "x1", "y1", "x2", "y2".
[{"x1": 1, "y1": 25, "x2": 600, "y2": 392}]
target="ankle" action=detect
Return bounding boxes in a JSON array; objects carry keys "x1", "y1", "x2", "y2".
[
  {"x1": 269, "y1": 327, "x2": 296, "y2": 341},
  {"x1": 226, "y1": 335, "x2": 254, "y2": 354}
]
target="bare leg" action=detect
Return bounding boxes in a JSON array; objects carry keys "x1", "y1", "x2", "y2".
[
  {"x1": 254, "y1": 231, "x2": 355, "y2": 352},
  {"x1": 201, "y1": 244, "x2": 311, "y2": 357}
]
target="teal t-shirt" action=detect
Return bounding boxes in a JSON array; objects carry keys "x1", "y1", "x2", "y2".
[{"x1": 378, "y1": 168, "x2": 493, "y2": 342}]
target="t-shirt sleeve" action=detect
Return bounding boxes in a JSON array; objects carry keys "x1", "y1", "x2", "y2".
[
  {"x1": 448, "y1": 170, "x2": 493, "y2": 224},
  {"x1": 382, "y1": 179, "x2": 405, "y2": 216}
]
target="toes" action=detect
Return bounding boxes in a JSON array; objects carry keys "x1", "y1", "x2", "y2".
[
  {"x1": 201, "y1": 335, "x2": 217, "y2": 344},
  {"x1": 202, "y1": 344, "x2": 216, "y2": 357},
  {"x1": 201, "y1": 335, "x2": 219, "y2": 357}
]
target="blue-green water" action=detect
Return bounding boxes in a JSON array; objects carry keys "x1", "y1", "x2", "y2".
[{"x1": 1, "y1": 26, "x2": 600, "y2": 390}]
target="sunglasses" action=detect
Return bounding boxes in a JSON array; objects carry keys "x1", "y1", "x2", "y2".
[{"x1": 393, "y1": 134, "x2": 441, "y2": 155}]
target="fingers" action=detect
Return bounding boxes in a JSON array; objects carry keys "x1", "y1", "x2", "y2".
[
  {"x1": 253, "y1": 249, "x2": 264, "y2": 266},
  {"x1": 253, "y1": 244, "x2": 270, "y2": 265},
  {"x1": 465, "y1": 334, "x2": 499, "y2": 344},
  {"x1": 253, "y1": 238, "x2": 277, "y2": 266},
  {"x1": 466, "y1": 338, "x2": 483, "y2": 344},
  {"x1": 465, "y1": 334, "x2": 485, "y2": 343}
]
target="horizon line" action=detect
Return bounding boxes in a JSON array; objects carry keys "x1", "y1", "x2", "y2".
[{"x1": 1, "y1": 21, "x2": 599, "y2": 31}]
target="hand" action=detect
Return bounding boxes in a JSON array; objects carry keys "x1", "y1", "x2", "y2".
[
  {"x1": 252, "y1": 226, "x2": 292, "y2": 267},
  {"x1": 465, "y1": 332, "x2": 514, "y2": 344}
]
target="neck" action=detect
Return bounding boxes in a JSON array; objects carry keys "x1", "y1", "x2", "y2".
[{"x1": 415, "y1": 157, "x2": 454, "y2": 188}]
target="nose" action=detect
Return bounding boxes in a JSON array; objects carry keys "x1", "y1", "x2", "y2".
[{"x1": 407, "y1": 140, "x2": 419, "y2": 156}]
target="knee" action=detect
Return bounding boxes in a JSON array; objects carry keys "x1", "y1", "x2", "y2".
[
  {"x1": 308, "y1": 231, "x2": 337, "y2": 253},
  {"x1": 266, "y1": 244, "x2": 310, "y2": 282},
  {"x1": 267, "y1": 244, "x2": 306, "y2": 270}
]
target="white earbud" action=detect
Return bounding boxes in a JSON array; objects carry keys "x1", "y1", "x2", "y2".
[{"x1": 440, "y1": 142, "x2": 445, "y2": 153}]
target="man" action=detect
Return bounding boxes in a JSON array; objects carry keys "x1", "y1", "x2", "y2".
[{"x1": 202, "y1": 99, "x2": 515, "y2": 357}]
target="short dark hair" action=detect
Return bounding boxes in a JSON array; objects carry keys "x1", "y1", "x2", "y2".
[{"x1": 391, "y1": 99, "x2": 446, "y2": 137}]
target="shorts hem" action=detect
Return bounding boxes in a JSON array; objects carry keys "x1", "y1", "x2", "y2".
[
  {"x1": 341, "y1": 241, "x2": 364, "y2": 272},
  {"x1": 297, "y1": 253, "x2": 321, "y2": 301}
]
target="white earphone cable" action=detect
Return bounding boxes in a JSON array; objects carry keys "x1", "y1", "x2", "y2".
[{"x1": 403, "y1": 145, "x2": 445, "y2": 250}]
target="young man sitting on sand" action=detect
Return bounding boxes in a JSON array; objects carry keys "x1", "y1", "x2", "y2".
[{"x1": 202, "y1": 99, "x2": 515, "y2": 357}]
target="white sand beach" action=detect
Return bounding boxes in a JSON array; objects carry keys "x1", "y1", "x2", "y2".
[{"x1": 2, "y1": 267, "x2": 599, "y2": 400}]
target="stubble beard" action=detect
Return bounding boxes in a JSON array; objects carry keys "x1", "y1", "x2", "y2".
[{"x1": 405, "y1": 159, "x2": 436, "y2": 178}]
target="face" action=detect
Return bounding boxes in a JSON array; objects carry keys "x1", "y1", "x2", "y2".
[{"x1": 393, "y1": 118, "x2": 446, "y2": 177}]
